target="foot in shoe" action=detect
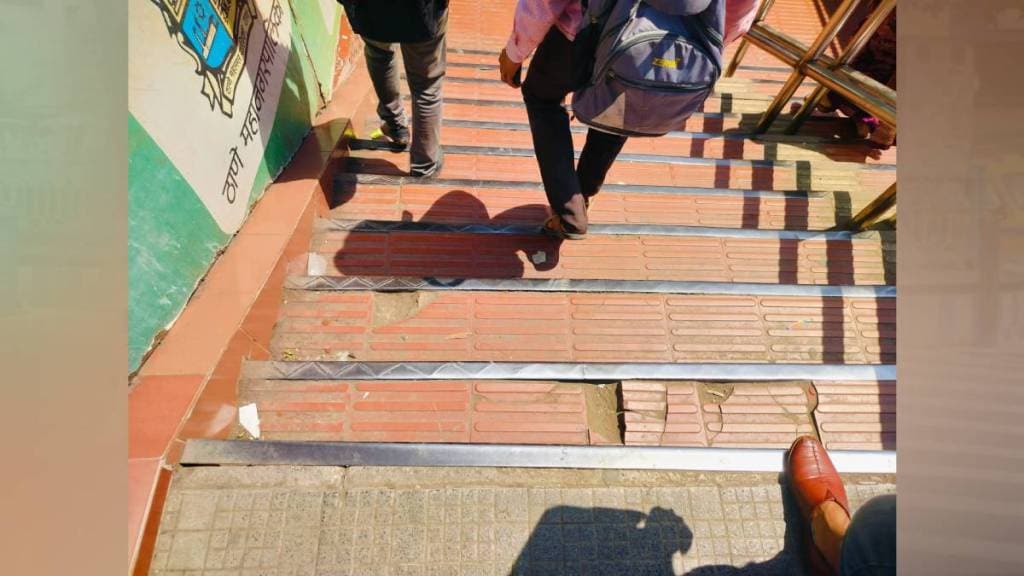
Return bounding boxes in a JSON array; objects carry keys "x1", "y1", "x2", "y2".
[
  {"x1": 786, "y1": 436, "x2": 852, "y2": 574},
  {"x1": 379, "y1": 121, "x2": 410, "y2": 150},
  {"x1": 540, "y1": 214, "x2": 585, "y2": 240},
  {"x1": 410, "y1": 149, "x2": 444, "y2": 178}
]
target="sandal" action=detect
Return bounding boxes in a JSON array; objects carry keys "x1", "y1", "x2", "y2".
[{"x1": 541, "y1": 215, "x2": 586, "y2": 240}]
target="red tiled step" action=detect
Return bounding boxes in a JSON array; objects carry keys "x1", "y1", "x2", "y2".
[
  {"x1": 332, "y1": 180, "x2": 843, "y2": 230},
  {"x1": 311, "y1": 228, "x2": 894, "y2": 285},
  {"x1": 239, "y1": 379, "x2": 593, "y2": 445},
  {"x1": 445, "y1": 57, "x2": 796, "y2": 86},
  {"x1": 622, "y1": 381, "x2": 821, "y2": 448},
  {"x1": 345, "y1": 148, "x2": 803, "y2": 191},
  {"x1": 437, "y1": 65, "x2": 818, "y2": 100},
  {"x1": 435, "y1": 123, "x2": 897, "y2": 166},
  {"x1": 438, "y1": 80, "x2": 788, "y2": 114},
  {"x1": 814, "y1": 379, "x2": 896, "y2": 450},
  {"x1": 270, "y1": 291, "x2": 896, "y2": 364},
  {"x1": 439, "y1": 101, "x2": 852, "y2": 138}
]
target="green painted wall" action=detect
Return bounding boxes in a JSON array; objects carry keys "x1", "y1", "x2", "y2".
[
  {"x1": 129, "y1": 0, "x2": 347, "y2": 372},
  {"x1": 128, "y1": 114, "x2": 228, "y2": 367}
]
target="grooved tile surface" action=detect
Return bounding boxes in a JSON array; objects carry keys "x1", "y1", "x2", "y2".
[
  {"x1": 239, "y1": 379, "x2": 591, "y2": 445},
  {"x1": 814, "y1": 380, "x2": 897, "y2": 451},
  {"x1": 437, "y1": 98, "x2": 860, "y2": 140},
  {"x1": 333, "y1": 181, "x2": 844, "y2": 230},
  {"x1": 434, "y1": 124, "x2": 898, "y2": 167},
  {"x1": 313, "y1": 228, "x2": 895, "y2": 285},
  {"x1": 270, "y1": 291, "x2": 896, "y2": 364},
  {"x1": 345, "y1": 149, "x2": 803, "y2": 191}
]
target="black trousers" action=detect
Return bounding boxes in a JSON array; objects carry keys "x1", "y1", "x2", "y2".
[{"x1": 521, "y1": 28, "x2": 627, "y2": 235}]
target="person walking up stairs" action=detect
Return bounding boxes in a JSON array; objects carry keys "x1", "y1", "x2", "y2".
[{"x1": 497, "y1": 0, "x2": 763, "y2": 238}]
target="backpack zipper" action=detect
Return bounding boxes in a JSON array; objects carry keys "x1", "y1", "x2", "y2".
[
  {"x1": 598, "y1": 30, "x2": 716, "y2": 88},
  {"x1": 607, "y1": 69, "x2": 711, "y2": 92}
]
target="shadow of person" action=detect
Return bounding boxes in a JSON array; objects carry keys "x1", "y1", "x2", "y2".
[
  {"x1": 511, "y1": 506, "x2": 693, "y2": 576},
  {"x1": 331, "y1": 189, "x2": 562, "y2": 281},
  {"x1": 509, "y1": 481, "x2": 809, "y2": 576}
]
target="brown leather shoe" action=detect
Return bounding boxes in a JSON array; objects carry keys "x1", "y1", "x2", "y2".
[
  {"x1": 786, "y1": 436, "x2": 851, "y2": 575},
  {"x1": 786, "y1": 436, "x2": 850, "y2": 517}
]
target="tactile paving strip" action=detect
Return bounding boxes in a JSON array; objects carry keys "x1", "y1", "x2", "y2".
[
  {"x1": 310, "y1": 227, "x2": 894, "y2": 286},
  {"x1": 270, "y1": 291, "x2": 896, "y2": 364}
]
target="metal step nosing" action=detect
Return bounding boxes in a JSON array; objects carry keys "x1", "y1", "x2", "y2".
[
  {"x1": 322, "y1": 218, "x2": 870, "y2": 241},
  {"x1": 245, "y1": 361, "x2": 897, "y2": 382},
  {"x1": 418, "y1": 72, "x2": 791, "y2": 88},
  {"x1": 347, "y1": 144, "x2": 895, "y2": 173},
  {"x1": 335, "y1": 173, "x2": 822, "y2": 199},
  {"x1": 442, "y1": 118, "x2": 864, "y2": 146},
  {"x1": 182, "y1": 439, "x2": 897, "y2": 475},
  {"x1": 288, "y1": 276, "x2": 897, "y2": 299}
]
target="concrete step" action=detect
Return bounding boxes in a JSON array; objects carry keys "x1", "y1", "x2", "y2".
[{"x1": 148, "y1": 462, "x2": 895, "y2": 575}]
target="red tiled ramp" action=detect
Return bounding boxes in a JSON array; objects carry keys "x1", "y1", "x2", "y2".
[
  {"x1": 312, "y1": 228, "x2": 894, "y2": 285},
  {"x1": 270, "y1": 291, "x2": 895, "y2": 364}
]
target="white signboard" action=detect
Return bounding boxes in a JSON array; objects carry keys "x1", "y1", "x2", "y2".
[{"x1": 129, "y1": 0, "x2": 293, "y2": 234}]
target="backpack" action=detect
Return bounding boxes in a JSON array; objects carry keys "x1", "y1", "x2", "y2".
[
  {"x1": 338, "y1": 0, "x2": 449, "y2": 44},
  {"x1": 571, "y1": 0, "x2": 725, "y2": 137}
]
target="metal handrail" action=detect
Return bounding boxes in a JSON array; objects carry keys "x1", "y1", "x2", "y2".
[
  {"x1": 723, "y1": 0, "x2": 897, "y2": 231},
  {"x1": 752, "y1": 0, "x2": 866, "y2": 134},
  {"x1": 785, "y1": 0, "x2": 896, "y2": 133},
  {"x1": 848, "y1": 181, "x2": 896, "y2": 230}
]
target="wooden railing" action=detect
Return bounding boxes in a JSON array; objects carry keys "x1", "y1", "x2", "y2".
[{"x1": 725, "y1": 0, "x2": 897, "y2": 230}]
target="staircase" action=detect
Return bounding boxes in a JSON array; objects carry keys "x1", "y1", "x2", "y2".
[
  {"x1": 241, "y1": 48, "x2": 896, "y2": 451},
  {"x1": 145, "y1": 1, "x2": 896, "y2": 573}
]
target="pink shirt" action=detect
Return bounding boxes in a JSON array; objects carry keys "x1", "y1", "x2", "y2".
[{"x1": 505, "y1": 0, "x2": 761, "y2": 63}]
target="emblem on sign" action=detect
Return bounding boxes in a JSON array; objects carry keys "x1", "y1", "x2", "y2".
[{"x1": 151, "y1": 0, "x2": 258, "y2": 116}]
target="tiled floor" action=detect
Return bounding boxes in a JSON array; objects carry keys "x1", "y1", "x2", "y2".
[{"x1": 148, "y1": 466, "x2": 896, "y2": 576}]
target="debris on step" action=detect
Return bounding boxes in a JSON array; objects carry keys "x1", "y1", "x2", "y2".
[
  {"x1": 307, "y1": 252, "x2": 328, "y2": 276},
  {"x1": 238, "y1": 403, "x2": 261, "y2": 439},
  {"x1": 372, "y1": 292, "x2": 437, "y2": 328}
]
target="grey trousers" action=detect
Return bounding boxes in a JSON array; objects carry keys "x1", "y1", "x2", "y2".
[
  {"x1": 840, "y1": 494, "x2": 897, "y2": 576},
  {"x1": 362, "y1": 11, "x2": 447, "y2": 175}
]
